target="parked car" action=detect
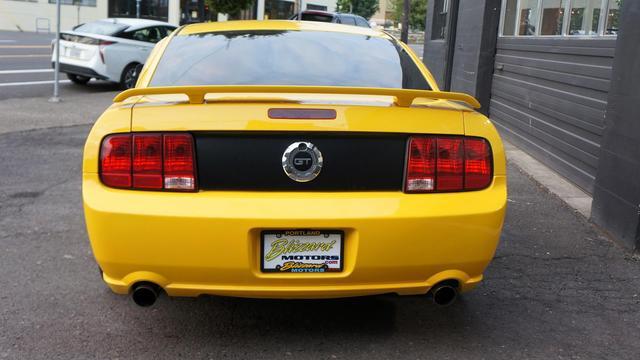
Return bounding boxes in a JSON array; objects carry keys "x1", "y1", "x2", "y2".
[
  {"x1": 289, "y1": 10, "x2": 371, "y2": 27},
  {"x1": 83, "y1": 20, "x2": 506, "y2": 307},
  {"x1": 51, "y1": 18, "x2": 176, "y2": 89}
]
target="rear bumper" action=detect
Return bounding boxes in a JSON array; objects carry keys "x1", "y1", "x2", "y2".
[
  {"x1": 83, "y1": 173, "x2": 507, "y2": 299},
  {"x1": 53, "y1": 62, "x2": 108, "y2": 80}
]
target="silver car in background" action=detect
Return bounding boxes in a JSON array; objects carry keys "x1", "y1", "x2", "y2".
[{"x1": 51, "y1": 18, "x2": 176, "y2": 89}]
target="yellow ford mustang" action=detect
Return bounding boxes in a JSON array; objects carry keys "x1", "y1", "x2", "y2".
[{"x1": 83, "y1": 20, "x2": 507, "y2": 307}]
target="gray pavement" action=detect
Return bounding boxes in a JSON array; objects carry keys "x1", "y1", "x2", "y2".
[
  {"x1": 0, "y1": 96, "x2": 639, "y2": 359},
  {"x1": 0, "y1": 30, "x2": 120, "y2": 100}
]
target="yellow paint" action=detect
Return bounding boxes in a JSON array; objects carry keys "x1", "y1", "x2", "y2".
[{"x1": 83, "y1": 20, "x2": 507, "y2": 299}]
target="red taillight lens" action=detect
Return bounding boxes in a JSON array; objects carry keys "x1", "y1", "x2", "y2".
[
  {"x1": 163, "y1": 134, "x2": 196, "y2": 190},
  {"x1": 98, "y1": 40, "x2": 115, "y2": 63},
  {"x1": 464, "y1": 138, "x2": 492, "y2": 189},
  {"x1": 133, "y1": 134, "x2": 162, "y2": 189},
  {"x1": 405, "y1": 136, "x2": 492, "y2": 193},
  {"x1": 405, "y1": 137, "x2": 436, "y2": 192},
  {"x1": 100, "y1": 134, "x2": 132, "y2": 188},
  {"x1": 99, "y1": 132, "x2": 196, "y2": 191},
  {"x1": 436, "y1": 137, "x2": 464, "y2": 191}
]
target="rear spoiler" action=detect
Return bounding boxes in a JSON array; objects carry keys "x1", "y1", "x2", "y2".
[{"x1": 113, "y1": 85, "x2": 481, "y2": 109}]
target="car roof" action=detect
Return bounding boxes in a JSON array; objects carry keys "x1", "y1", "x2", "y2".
[
  {"x1": 101, "y1": 18, "x2": 175, "y2": 30},
  {"x1": 180, "y1": 20, "x2": 387, "y2": 38}
]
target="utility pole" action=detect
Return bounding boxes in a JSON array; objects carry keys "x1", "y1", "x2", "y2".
[
  {"x1": 49, "y1": 0, "x2": 61, "y2": 103},
  {"x1": 401, "y1": 0, "x2": 410, "y2": 43},
  {"x1": 298, "y1": 0, "x2": 303, "y2": 20}
]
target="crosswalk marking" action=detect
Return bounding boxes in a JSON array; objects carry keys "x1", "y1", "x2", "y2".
[
  {"x1": 0, "y1": 69, "x2": 53, "y2": 75},
  {"x1": 0, "y1": 80, "x2": 71, "y2": 87}
]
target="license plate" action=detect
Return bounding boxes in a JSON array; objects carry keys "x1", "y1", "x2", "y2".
[
  {"x1": 261, "y1": 230, "x2": 344, "y2": 273},
  {"x1": 67, "y1": 47, "x2": 82, "y2": 58}
]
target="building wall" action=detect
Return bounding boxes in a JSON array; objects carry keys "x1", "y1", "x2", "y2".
[
  {"x1": 449, "y1": 0, "x2": 500, "y2": 115},
  {"x1": 490, "y1": 36, "x2": 616, "y2": 193},
  {"x1": 0, "y1": 0, "x2": 337, "y2": 32},
  {"x1": 0, "y1": 0, "x2": 108, "y2": 32},
  {"x1": 592, "y1": 0, "x2": 640, "y2": 251}
]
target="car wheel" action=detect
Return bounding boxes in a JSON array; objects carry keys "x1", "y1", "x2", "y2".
[
  {"x1": 120, "y1": 63, "x2": 142, "y2": 89},
  {"x1": 67, "y1": 73, "x2": 90, "y2": 85}
]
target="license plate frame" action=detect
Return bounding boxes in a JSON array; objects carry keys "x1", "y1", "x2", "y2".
[{"x1": 260, "y1": 230, "x2": 344, "y2": 273}]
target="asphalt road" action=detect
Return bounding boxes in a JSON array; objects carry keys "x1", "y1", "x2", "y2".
[
  {"x1": 0, "y1": 123, "x2": 639, "y2": 359},
  {"x1": 0, "y1": 30, "x2": 119, "y2": 100}
]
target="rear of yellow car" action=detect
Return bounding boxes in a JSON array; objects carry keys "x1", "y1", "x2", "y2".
[{"x1": 82, "y1": 20, "x2": 507, "y2": 307}]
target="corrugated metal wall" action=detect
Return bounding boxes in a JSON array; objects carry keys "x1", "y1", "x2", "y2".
[{"x1": 490, "y1": 37, "x2": 616, "y2": 193}]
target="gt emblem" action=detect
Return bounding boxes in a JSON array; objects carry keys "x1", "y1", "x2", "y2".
[{"x1": 282, "y1": 142, "x2": 323, "y2": 182}]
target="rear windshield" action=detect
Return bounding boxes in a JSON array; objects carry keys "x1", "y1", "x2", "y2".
[
  {"x1": 300, "y1": 13, "x2": 334, "y2": 22},
  {"x1": 74, "y1": 21, "x2": 128, "y2": 36},
  {"x1": 150, "y1": 30, "x2": 430, "y2": 90}
]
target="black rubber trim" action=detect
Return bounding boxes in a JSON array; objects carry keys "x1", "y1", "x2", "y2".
[{"x1": 53, "y1": 62, "x2": 108, "y2": 80}]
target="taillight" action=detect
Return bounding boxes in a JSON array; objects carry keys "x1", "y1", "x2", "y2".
[
  {"x1": 163, "y1": 134, "x2": 196, "y2": 190},
  {"x1": 405, "y1": 136, "x2": 492, "y2": 193},
  {"x1": 99, "y1": 133, "x2": 197, "y2": 191},
  {"x1": 405, "y1": 137, "x2": 436, "y2": 192},
  {"x1": 98, "y1": 40, "x2": 115, "y2": 63},
  {"x1": 100, "y1": 134, "x2": 132, "y2": 188}
]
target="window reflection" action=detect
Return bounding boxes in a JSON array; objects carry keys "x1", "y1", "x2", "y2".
[
  {"x1": 541, "y1": 0, "x2": 566, "y2": 35},
  {"x1": 151, "y1": 31, "x2": 430, "y2": 90},
  {"x1": 519, "y1": 0, "x2": 540, "y2": 36},
  {"x1": 569, "y1": 0, "x2": 601, "y2": 35}
]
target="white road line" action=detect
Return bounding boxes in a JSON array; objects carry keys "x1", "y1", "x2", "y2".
[
  {"x1": 0, "y1": 69, "x2": 53, "y2": 75},
  {"x1": 0, "y1": 80, "x2": 71, "y2": 87},
  {"x1": 0, "y1": 54, "x2": 50, "y2": 58},
  {"x1": 0, "y1": 40, "x2": 17, "y2": 43},
  {"x1": 0, "y1": 45, "x2": 51, "y2": 49}
]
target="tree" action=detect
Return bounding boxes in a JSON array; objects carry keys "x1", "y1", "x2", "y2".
[
  {"x1": 391, "y1": 0, "x2": 427, "y2": 31},
  {"x1": 336, "y1": 0, "x2": 380, "y2": 20},
  {"x1": 205, "y1": 0, "x2": 254, "y2": 17}
]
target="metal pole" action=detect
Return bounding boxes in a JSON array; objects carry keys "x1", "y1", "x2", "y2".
[
  {"x1": 136, "y1": 0, "x2": 141, "y2": 18},
  {"x1": 298, "y1": 0, "x2": 303, "y2": 20},
  {"x1": 401, "y1": 0, "x2": 410, "y2": 43},
  {"x1": 49, "y1": 0, "x2": 61, "y2": 103}
]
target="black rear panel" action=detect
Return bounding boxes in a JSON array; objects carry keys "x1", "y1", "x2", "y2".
[{"x1": 195, "y1": 133, "x2": 407, "y2": 191}]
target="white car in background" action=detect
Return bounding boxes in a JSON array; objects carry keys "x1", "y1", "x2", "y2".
[{"x1": 52, "y1": 18, "x2": 176, "y2": 89}]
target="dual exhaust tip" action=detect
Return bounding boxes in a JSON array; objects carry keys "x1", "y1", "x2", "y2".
[{"x1": 130, "y1": 281, "x2": 459, "y2": 307}]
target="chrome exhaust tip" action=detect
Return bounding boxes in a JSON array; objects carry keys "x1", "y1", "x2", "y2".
[
  {"x1": 131, "y1": 283, "x2": 160, "y2": 307},
  {"x1": 430, "y1": 283, "x2": 458, "y2": 306}
]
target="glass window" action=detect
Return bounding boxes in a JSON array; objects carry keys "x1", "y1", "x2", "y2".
[
  {"x1": 540, "y1": 0, "x2": 566, "y2": 35},
  {"x1": 340, "y1": 15, "x2": 357, "y2": 25},
  {"x1": 431, "y1": 0, "x2": 449, "y2": 40},
  {"x1": 119, "y1": 27, "x2": 165, "y2": 43},
  {"x1": 150, "y1": 30, "x2": 431, "y2": 91},
  {"x1": 519, "y1": 0, "x2": 541, "y2": 35},
  {"x1": 306, "y1": 4, "x2": 327, "y2": 11},
  {"x1": 502, "y1": 0, "x2": 518, "y2": 35},
  {"x1": 500, "y1": 0, "x2": 621, "y2": 37},
  {"x1": 300, "y1": 13, "x2": 334, "y2": 22},
  {"x1": 605, "y1": 0, "x2": 622, "y2": 35},
  {"x1": 264, "y1": 0, "x2": 295, "y2": 19},
  {"x1": 569, "y1": 0, "x2": 601, "y2": 35},
  {"x1": 48, "y1": 0, "x2": 96, "y2": 6},
  {"x1": 108, "y1": 0, "x2": 169, "y2": 22},
  {"x1": 355, "y1": 17, "x2": 370, "y2": 28}
]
